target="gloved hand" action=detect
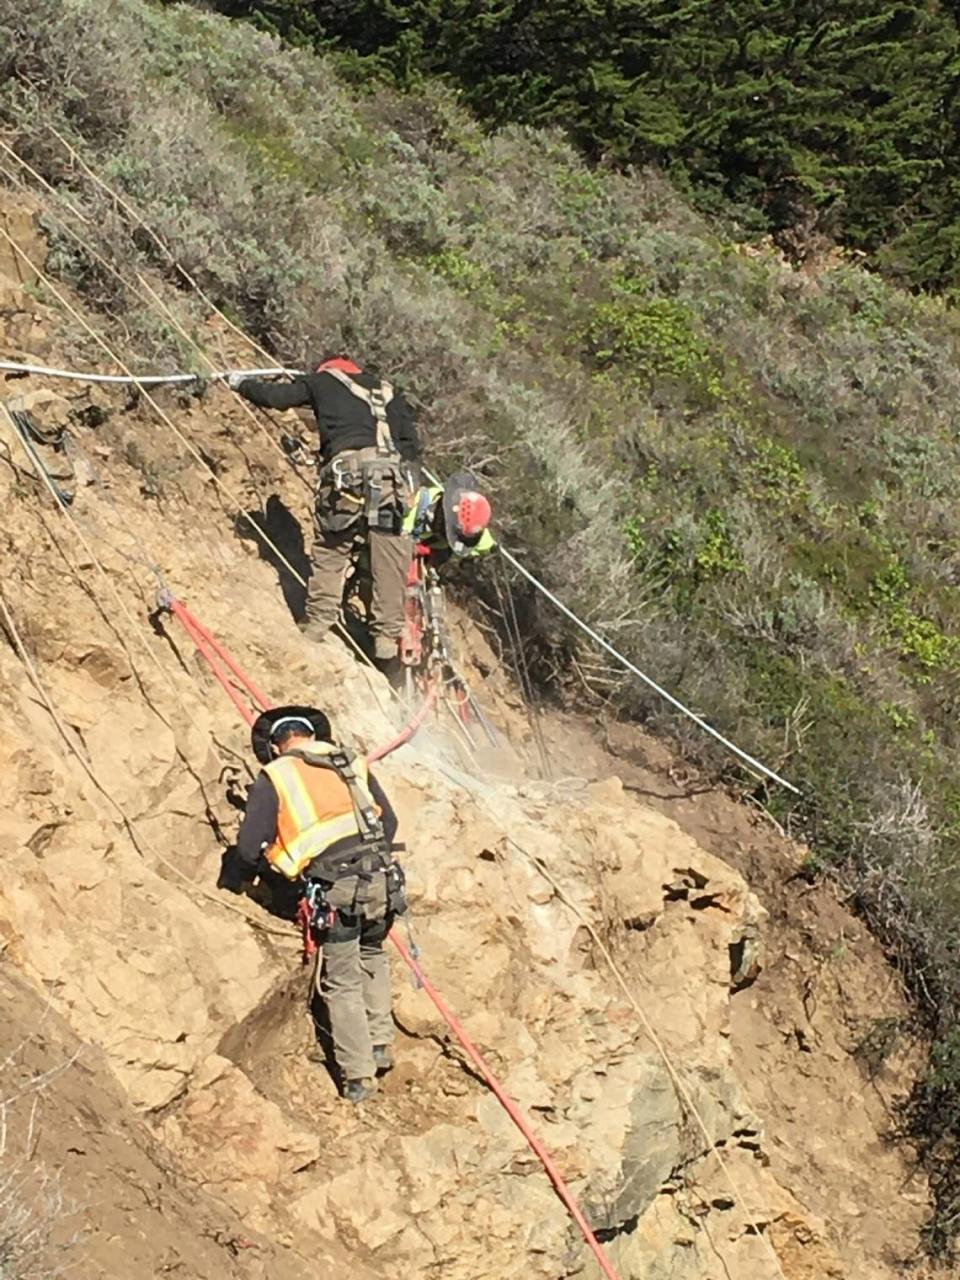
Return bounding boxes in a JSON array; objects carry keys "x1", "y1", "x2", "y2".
[
  {"x1": 218, "y1": 846, "x2": 253, "y2": 894},
  {"x1": 280, "y1": 434, "x2": 310, "y2": 464},
  {"x1": 224, "y1": 371, "x2": 248, "y2": 391}
]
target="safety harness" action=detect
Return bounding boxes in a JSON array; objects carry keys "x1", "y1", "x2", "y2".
[
  {"x1": 290, "y1": 743, "x2": 387, "y2": 857},
  {"x1": 320, "y1": 368, "x2": 406, "y2": 531},
  {"x1": 321, "y1": 367, "x2": 398, "y2": 460},
  {"x1": 277, "y1": 743, "x2": 408, "y2": 932},
  {"x1": 264, "y1": 743, "x2": 383, "y2": 873}
]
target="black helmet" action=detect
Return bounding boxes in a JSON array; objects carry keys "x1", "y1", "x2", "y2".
[{"x1": 251, "y1": 704, "x2": 332, "y2": 765}]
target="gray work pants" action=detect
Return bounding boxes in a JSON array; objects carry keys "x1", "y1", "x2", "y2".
[
  {"x1": 302, "y1": 450, "x2": 412, "y2": 660},
  {"x1": 315, "y1": 872, "x2": 394, "y2": 1082}
]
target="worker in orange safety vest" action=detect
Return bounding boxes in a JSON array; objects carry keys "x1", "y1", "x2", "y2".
[{"x1": 222, "y1": 704, "x2": 406, "y2": 1103}]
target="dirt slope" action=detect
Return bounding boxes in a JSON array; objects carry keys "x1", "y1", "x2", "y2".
[
  {"x1": 0, "y1": 964, "x2": 337, "y2": 1280},
  {"x1": 0, "y1": 195, "x2": 949, "y2": 1280}
]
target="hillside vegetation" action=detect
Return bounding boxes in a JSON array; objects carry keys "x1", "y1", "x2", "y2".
[
  {"x1": 1, "y1": 0, "x2": 960, "y2": 1254},
  {"x1": 206, "y1": 0, "x2": 960, "y2": 292}
]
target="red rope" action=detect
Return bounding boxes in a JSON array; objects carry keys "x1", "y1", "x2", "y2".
[
  {"x1": 367, "y1": 683, "x2": 438, "y2": 762},
  {"x1": 164, "y1": 593, "x2": 435, "y2": 759},
  {"x1": 171, "y1": 602, "x2": 262, "y2": 727},
  {"x1": 161, "y1": 592, "x2": 623, "y2": 1279},
  {"x1": 390, "y1": 931, "x2": 623, "y2": 1280},
  {"x1": 170, "y1": 599, "x2": 272, "y2": 712}
]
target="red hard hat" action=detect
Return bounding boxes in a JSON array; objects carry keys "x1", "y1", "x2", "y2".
[
  {"x1": 316, "y1": 355, "x2": 362, "y2": 375},
  {"x1": 455, "y1": 491, "x2": 492, "y2": 538}
]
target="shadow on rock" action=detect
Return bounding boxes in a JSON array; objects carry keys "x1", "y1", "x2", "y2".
[{"x1": 237, "y1": 496, "x2": 310, "y2": 622}]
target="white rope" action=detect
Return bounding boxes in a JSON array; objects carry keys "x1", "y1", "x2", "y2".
[
  {"x1": 423, "y1": 462, "x2": 796, "y2": 791},
  {"x1": 0, "y1": 363, "x2": 797, "y2": 793},
  {"x1": 499, "y1": 547, "x2": 799, "y2": 794},
  {"x1": 0, "y1": 358, "x2": 301, "y2": 385}
]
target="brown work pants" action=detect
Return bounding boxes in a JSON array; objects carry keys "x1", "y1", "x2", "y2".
[
  {"x1": 302, "y1": 455, "x2": 411, "y2": 661},
  {"x1": 315, "y1": 872, "x2": 394, "y2": 1082}
]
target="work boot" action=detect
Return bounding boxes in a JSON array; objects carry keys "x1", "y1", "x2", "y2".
[
  {"x1": 373, "y1": 1044, "x2": 394, "y2": 1075},
  {"x1": 342, "y1": 1077, "x2": 378, "y2": 1104},
  {"x1": 298, "y1": 617, "x2": 332, "y2": 643}
]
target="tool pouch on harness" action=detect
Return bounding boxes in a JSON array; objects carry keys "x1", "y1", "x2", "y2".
[
  {"x1": 360, "y1": 458, "x2": 405, "y2": 533},
  {"x1": 384, "y1": 860, "x2": 408, "y2": 917},
  {"x1": 302, "y1": 879, "x2": 337, "y2": 939},
  {"x1": 317, "y1": 450, "x2": 405, "y2": 536},
  {"x1": 315, "y1": 473, "x2": 365, "y2": 535}
]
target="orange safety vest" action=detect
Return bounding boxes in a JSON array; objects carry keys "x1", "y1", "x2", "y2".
[{"x1": 263, "y1": 745, "x2": 381, "y2": 880}]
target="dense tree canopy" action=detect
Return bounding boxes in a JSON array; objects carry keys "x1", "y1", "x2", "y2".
[{"x1": 202, "y1": 0, "x2": 960, "y2": 289}]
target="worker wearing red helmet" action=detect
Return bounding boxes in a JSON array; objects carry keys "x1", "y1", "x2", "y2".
[
  {"x1": 402, "y1": 470, "x2": 496, "y2": 568},
  {"x1": 228, "y1": 355, "x2": 420, "y2": 676}
]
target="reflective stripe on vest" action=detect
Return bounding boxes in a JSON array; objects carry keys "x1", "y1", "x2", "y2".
[
  {"x1": 263, "y1": 748, "x2": 377, "y2": 880},
  {"x1": 321, "y1": 367, "x2": 399, "y2": 458}
]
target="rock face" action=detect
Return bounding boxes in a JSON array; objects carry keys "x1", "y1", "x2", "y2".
[{"x1": 0, "y1": 204, "x2": 934, "y2": 1279}]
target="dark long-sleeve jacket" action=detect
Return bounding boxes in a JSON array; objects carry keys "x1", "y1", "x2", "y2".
[
  {"x1": 236, "y1": 764, "x2": 399, "y2": 873},
  {"x1": 236, "y1": 369, "x2": 420, "y2": 466}
]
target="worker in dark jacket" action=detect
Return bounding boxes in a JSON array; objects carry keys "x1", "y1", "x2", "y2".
[
  {"x1": 228, "y1": 356, "x2": 420, "y2": 673},
  {"x1": 221, "y1": 704, "x2": 405, "y2": 1104}
]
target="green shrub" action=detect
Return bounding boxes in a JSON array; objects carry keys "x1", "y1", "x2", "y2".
[{"x1": 585, "y1": 290, "x2": 720, "y2": 398}]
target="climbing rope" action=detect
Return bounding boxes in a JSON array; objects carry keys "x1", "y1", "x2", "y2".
[
  {"x1": 492, "y1": 556, "x2": 552, "y2": 778},
  {"x1": 3, "y1": 148, "x2": 791, "y2": 791},
  {"x1": 162, "y1": 594, "x2": 272, "y2": 722},
  {"x1": 0, "y1": 357, "x2": 293, "y2": 385},
  {"x1": 498, "y1": 547, "x2": 800, "y2": 794}
]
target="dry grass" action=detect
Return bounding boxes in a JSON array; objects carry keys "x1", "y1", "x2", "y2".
[{"x1": 0, "y1": 1057, "x2": 79, "y2": 1280}]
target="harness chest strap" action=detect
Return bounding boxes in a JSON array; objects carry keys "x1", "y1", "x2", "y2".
[
  {"x1": 294, "y1": 746, "x2": 384, "y2": 847},
  {"x1": 321, "y1": 366, "x2": 399, "y2": 459}
]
